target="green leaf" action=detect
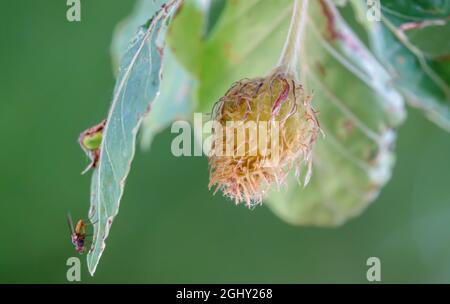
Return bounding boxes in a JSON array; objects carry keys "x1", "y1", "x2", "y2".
[
  {"x1": 197, "y1": 0, "x2": 293, "y2": 111},
  {"x1": 86, "y1": 0, "x2": 182, "y2": 276},
  {"x1": 381, "y1": 0, "x2": 450, "y2": 20},
  {"x1": 265, "y1": 0, "x2": 405, "y2": 226},
  {"x1": 352, "y1": 0, "x2": 450, "y2": 131},
  {"x1": 140, "y1": 48, "x2": 196, "y2": 149},
  {"x1": 169, "y1": 0, "x2": 405, "y2": 226},
  {"x1": 111, "y1": 0, "x2": 197, "y2": 150},
  {"x1": 111, "y1": 0, "x2": 167, "y2": 71},
  {"x1": 166, "y1": 0, "x2": 206, "y2": 77},
  {"x1": 204, "y1": 0, "x2": 226, "y2": 37}
]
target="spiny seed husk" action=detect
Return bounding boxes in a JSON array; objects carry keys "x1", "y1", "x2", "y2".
[{"x1": 208, "y1": 71, "x2": 320, "y2": 207}]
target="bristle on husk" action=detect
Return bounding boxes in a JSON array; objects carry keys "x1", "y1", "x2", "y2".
[{"x1": 208, "y1": 70, "x2": 320, "y2": 207}]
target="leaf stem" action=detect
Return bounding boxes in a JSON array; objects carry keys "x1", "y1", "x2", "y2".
[{"x1": 277, "y1": 0, "x2": 309, "y2": 78}]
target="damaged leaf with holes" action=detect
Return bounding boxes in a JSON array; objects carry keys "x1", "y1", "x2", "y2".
[{"x1": 84, "y1": 0, "x2": 183, "y2": 276}]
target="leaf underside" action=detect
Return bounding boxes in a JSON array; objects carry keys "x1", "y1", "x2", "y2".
[
  {"x1": 87, "y1": 0, "x2": 181, "y2": 276},
  {"x1": 352, "y1": 0, "x2": 450, "y2": 131},
  {"x1": 266, "y1": 0, "x2": 405, "y2": 226},
  {"x1": 168, "y1": 0, "x2": 406, "y2": 226},
  {"x1": 111, "y1": 0, "x2": 198, "y2": 150}
]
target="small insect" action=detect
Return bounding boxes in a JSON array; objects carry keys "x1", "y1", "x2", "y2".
[{"x1": 67, "y1": 213, "x2": 89, "y2": 254}]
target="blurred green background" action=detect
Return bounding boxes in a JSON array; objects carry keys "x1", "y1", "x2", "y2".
[{"x1": 1, "y1": 0, "x2": 450, "y2": 283}]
